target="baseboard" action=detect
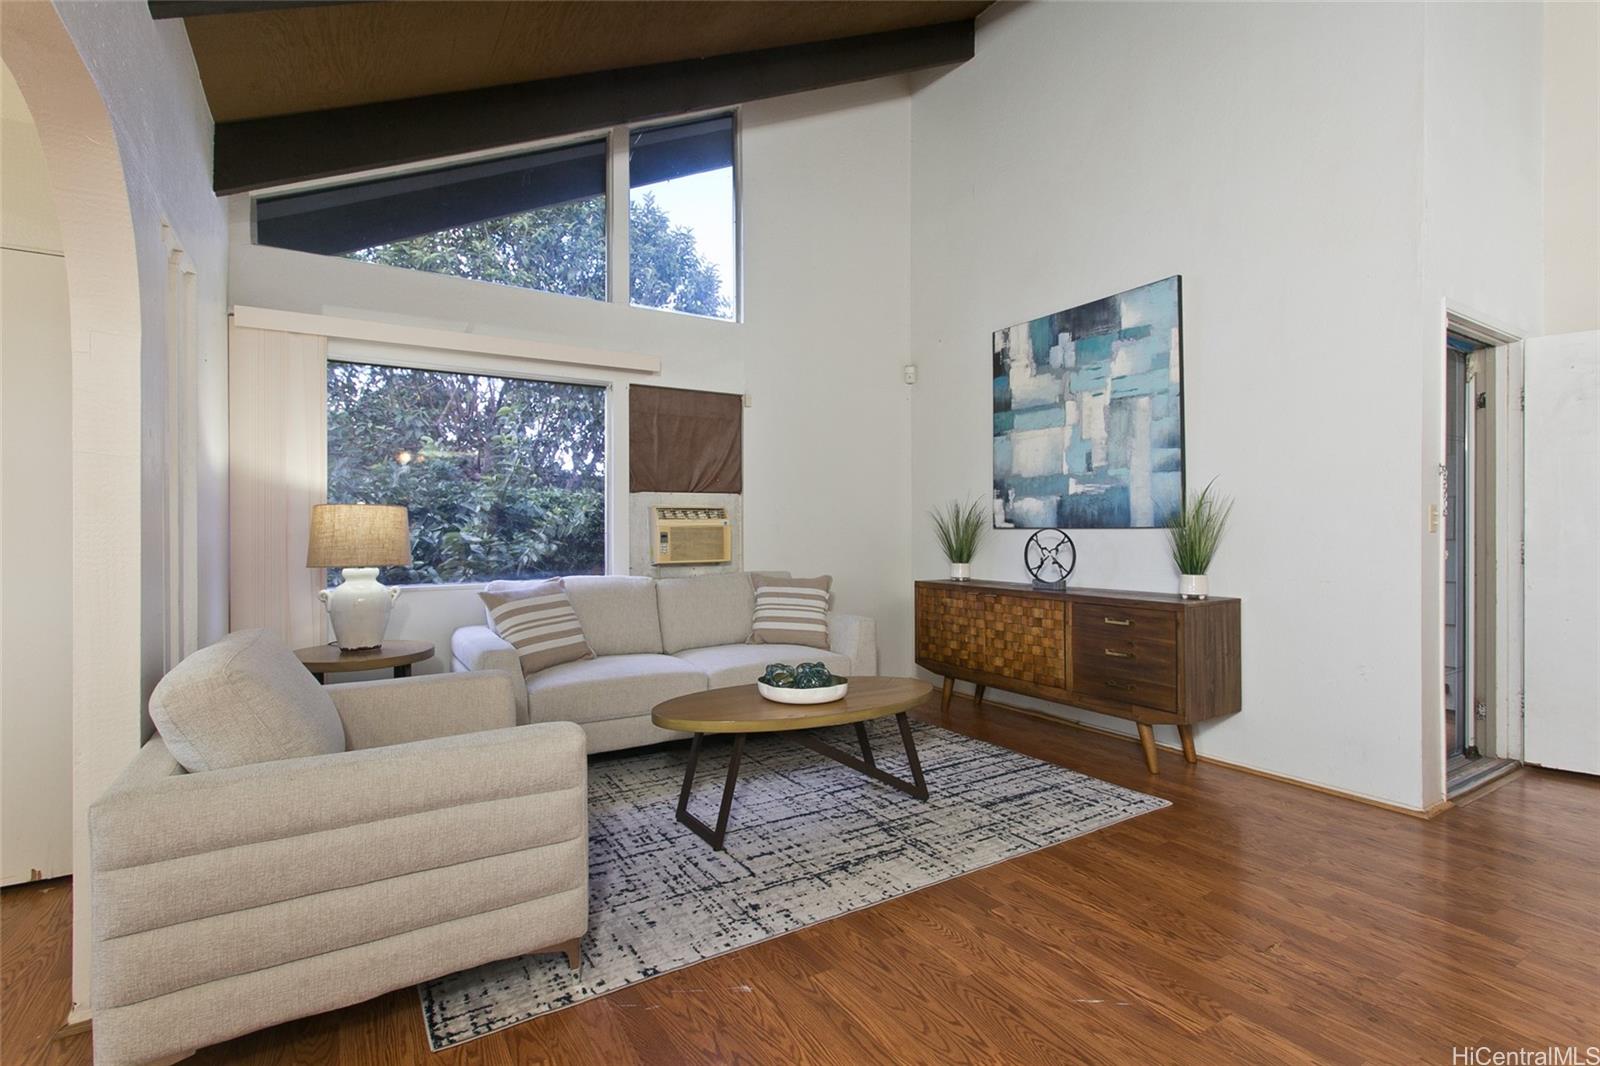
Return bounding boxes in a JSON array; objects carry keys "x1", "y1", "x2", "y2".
[
  {"x1": 957, "y1": 693, "x2": 1453, "y2": 821},
  {"x1": 56, "y1": 1009, "x2": 91, "y2": 1040}
]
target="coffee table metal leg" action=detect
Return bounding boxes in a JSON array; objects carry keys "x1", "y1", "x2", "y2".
[
  {"x1": 675, "y1": 732, "x2": 746, "y2": 851},
  {"x1": 854, "y1": 722, "x2": 876, "y2": 769},
  {"x1": 894, "y1": 712, "x2": 928, "y2": 798},
  {"x1": 791, "y1": 713, "x2": 929, "y2": 801}
]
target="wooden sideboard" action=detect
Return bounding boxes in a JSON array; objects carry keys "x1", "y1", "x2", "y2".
[{"x1": 914, "y1": 579, "x2": 1241, "y2": 772}]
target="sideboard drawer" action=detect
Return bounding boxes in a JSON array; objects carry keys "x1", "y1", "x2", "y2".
[
  {"x1": 1074, "y1": 671, "x2": 1179, "y2": 714},
  {"x1": 1073, "y1": 602, "x2": 1177, "y2": 645},
  {"x1": 1072, "y1": 629, "x2": 1177, "y2": 681}
]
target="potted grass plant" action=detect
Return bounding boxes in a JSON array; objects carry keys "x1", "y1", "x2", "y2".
[
  {"x1": 931, "y1": 498, "x2": 988, "y2": 581},
  {"x1": 1167, "y1": 479, "x2": 1233, "y2": 599}
]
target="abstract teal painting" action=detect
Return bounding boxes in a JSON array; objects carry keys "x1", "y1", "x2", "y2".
[{"x1": 993, "y1": 276, "x2": 1184, "y2": 529}]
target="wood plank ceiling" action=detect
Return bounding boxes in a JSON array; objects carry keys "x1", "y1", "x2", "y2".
[{"x1": 167, "y1": 1, "x2": 991, "y2": 191}]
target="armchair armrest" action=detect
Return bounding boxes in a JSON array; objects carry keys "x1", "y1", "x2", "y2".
[
  {"x1": 328, "y1": 670, "x2": 520, "y2": 750},
  {"x1": 452, "y1": 625, "x2": 528, "y2": 720},
  {"x1": 90, "y1": 722, "x2": 585, "y2": 874},
  {"x1": 829, "y1": 613, "x2": 879, "y2": 677},
  {"x1": 88, "y1": 722, "x2": 588, "y2": 1023}
]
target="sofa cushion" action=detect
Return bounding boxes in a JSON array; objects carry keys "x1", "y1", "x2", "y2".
[
  {"x1": 655, "y1": 572, "x2": 770, "y2": 654},
  {"x1": 148, "y1": 629, "x2": 346, "y2": 773},
  {"x1": 561, "y1": 575, "x2": 664, "y2": 655},
  {"x1": 673, "y1": 644, "x2": 853, "y2": 689},
  {"x1": 524, "y1": 654, "x2": 707, "y2": 725},
  {"x1": 750, "y1": 574, "x2": 832, "y2": 648},
  {"x1": 480, "y1": 579, "x2": 595, "y2": 676}
]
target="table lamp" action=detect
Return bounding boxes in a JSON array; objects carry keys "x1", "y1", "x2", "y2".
[{"x1": 306, "y1": 504, "x2": 413, "y2": 650}]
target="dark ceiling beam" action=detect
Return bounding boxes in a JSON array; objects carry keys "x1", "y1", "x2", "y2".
[
  {"x1": 213, "y1": 19, "x2": 974, "y2": 194},
  {"x1": 149, "y1": 2, "x2": 363, "y2": 18}
]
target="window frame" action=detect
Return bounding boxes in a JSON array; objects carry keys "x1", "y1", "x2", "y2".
[
  {"x1": 323, "y1": 347, "x2": 616, "y2": 586},
  {"x1": 251, "y1": 108, "x2": 742, "y2": 322}
]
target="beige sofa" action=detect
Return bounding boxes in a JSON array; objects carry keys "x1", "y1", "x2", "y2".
[
  {"x1": 452, "y1": 572, "x2": 879, "y2": 752},
  {"x1": 89, "y1": 630, "x2": 588, "y2": 1066}
]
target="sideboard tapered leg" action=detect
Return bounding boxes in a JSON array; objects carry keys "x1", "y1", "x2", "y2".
[
  {"x1": 1177, "y1": 724, "x2": 1197, "y2": 764},
  {"x1": 939, "y1": 676, "x2": 954, "y2": 716},
  {"x1": 1137, "y1": 722, "x2": 1160, "y2": 774}
]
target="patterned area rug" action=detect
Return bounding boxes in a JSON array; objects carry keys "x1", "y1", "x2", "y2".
[{"x1": 419, "y1": 719, "x2": 1168, "y2": 1049}]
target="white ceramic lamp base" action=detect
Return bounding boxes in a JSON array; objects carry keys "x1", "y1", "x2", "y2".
[{"x1": 319, "y1": 567, "x2": 400, "y2": 649}]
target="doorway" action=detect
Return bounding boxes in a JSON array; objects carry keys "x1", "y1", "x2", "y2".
[{"x1": 1443, "y1": 327, "x2": 1520, "y2": 797}]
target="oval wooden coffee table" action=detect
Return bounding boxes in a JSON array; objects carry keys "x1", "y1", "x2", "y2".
[{"x1": 652, "y1": 677, "x2": 933, "y2": 851}]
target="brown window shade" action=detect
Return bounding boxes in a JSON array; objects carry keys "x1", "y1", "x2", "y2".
[{"x1": 629, "y1": 385, "x2": 742, "y2": 493}]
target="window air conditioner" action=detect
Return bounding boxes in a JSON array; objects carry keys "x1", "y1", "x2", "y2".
[{"x1": 651, "y1": 507, "x2": 732, "y2": 565}]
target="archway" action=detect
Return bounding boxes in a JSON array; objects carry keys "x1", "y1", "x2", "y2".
[{"x1": 3, "y1": 2, "x2": 146, "y2": 1024}]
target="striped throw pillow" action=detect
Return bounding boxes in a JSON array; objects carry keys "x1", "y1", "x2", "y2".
[
  {"x1": 480, "y1": 578, "x2": 595, "y2": 676},
  {"x1": 749, "y1": 575, "x2": 832, "y2": 648}
]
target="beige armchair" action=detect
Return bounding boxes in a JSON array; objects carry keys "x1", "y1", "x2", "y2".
[{"x1": 89, "y1": 630, "x2": 588, "y2": 1066}]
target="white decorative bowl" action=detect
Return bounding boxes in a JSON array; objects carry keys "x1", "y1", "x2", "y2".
[{"x1": 757, "y1": 677, "x2": 849, "y2": 704}]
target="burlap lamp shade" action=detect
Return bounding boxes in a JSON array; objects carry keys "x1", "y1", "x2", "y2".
[{"x1": 306, "y1": 505, "x2": 412, "y2": 568}]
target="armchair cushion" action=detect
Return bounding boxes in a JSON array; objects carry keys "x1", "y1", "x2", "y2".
[
  {"x1": 148, "y1": 629, "x2": 345, "y2": 773},
  {"x1": 328, "y1": 671, "x2": 519, "y2": 750}
]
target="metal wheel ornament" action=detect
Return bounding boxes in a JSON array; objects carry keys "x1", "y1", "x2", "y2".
[{"x1": 1024, "y1": 529, "x2": 1077, "y2": 588}]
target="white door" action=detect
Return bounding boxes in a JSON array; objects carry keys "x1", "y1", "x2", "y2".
[{"x1": 1523, "y1": 331, "x2": 1600, "y2": 775}]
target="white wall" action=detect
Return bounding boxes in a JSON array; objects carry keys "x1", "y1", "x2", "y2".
[
  {"x1": 228, "y1": 79, "x2": 916, "y2": 675},
  {"x1": 1543, "y1": 0, "x2": 1600, "y2": 334},
  {"x1": 1416, "y1": 0, "x2": 1547, "y2": 805},
  {"x1": 1, "y1": 64, "x2": 73, "y2": 885},
  {"x1": 908, "y1": 1, "x2": 1547, "y2": 811}
]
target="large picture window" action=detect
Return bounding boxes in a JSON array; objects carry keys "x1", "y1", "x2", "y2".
[{"x1": 326, "y1": 361, "x2": 606, "y2": 583}]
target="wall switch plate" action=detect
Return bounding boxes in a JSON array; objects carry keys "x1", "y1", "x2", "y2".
[
  {"x1": 1428, "y1": 504, "x2": 1439, "y2": 533},
  {"x1": 743, "y1": 394, "x2": 753, "y2": 408},
  {"x1": 903, "y1": 364, "x2": 918, "y2": 385}
]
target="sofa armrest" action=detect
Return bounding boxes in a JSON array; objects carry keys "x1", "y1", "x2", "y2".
[
  {"x1": 328, "y1": 671, "x2": 519, "y2": 750},
  {"x1": 452, "y1": 625, "x2": 528, "y2": 721},
  {"x1": 90, "y1": 722, "x2": 586, "y2": 873},
  {"x1": 829, "y1": 613, "x2": 878, "y2": 677}
]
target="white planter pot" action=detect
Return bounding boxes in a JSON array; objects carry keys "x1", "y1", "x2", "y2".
[
  {"x1": 318, "y1": 567, "x2": 401, "y2": 649},
  {"x1": 1178, "y1": 573, "x2": 1209, "y2": 600},
  {"x1": 949, "y1": 562, "x2": 972, "y2": 581}
]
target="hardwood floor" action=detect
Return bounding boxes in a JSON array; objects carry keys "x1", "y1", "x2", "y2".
[{"x1": 6, "y1": 695, "x2": 1598, "y2": 1065}]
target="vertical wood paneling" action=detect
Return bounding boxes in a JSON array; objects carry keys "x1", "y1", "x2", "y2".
[{"x1": 228, "y1": 323, "x2": 328, "y2": 648}]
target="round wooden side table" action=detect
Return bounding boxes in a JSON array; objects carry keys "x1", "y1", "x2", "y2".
[{"x1": 293, "y1": 640, "x2": 435, "y2": 684}]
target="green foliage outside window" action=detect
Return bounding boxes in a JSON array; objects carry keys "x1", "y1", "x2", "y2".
[
  {"x1": 347, "y1": 192, "x2": 727, "y2": 318},
  {"x1": 327, "y1": 362, "x2": 607, "y2": 584}
]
